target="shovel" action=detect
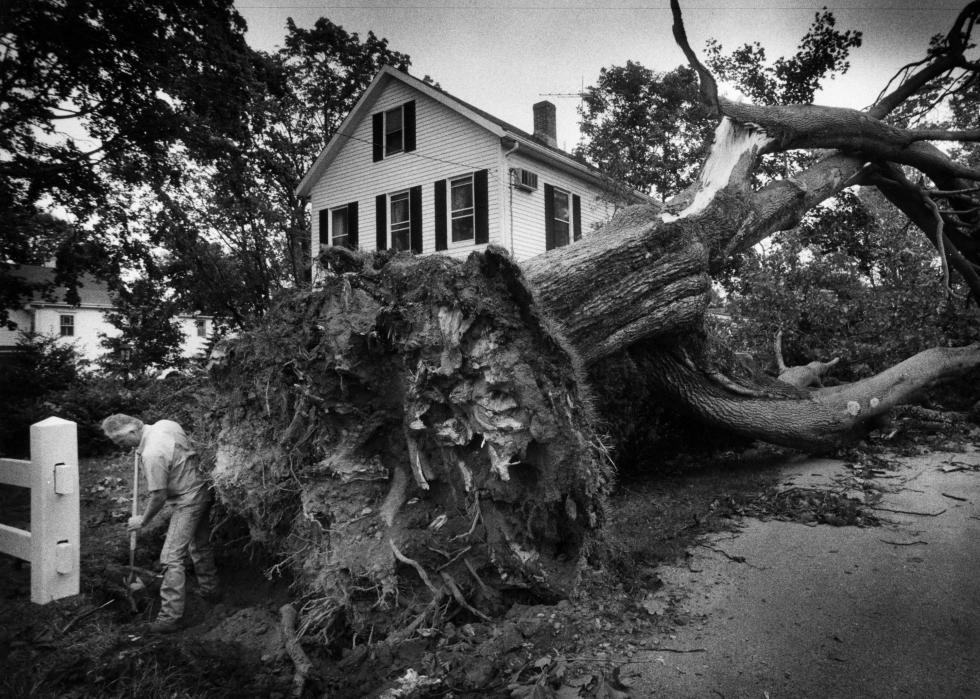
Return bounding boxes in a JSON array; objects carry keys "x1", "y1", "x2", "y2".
[
  {"x1": 128, "y1": 449, "x2": 144, "y2": 592},
  {"x1": 121, "y1": 450, "x2": 145, "y2": 614}
]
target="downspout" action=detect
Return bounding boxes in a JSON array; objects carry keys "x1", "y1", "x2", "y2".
[{"x1": 503, "y1": 140, "x2": 519, "y2": 257}]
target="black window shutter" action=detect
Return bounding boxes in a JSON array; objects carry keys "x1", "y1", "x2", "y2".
[
  {"x1": 318, "y1": 208, "x2": 329, "y2": 247},
  {"x1": 409, "y1": 185, "x2": 423, "y2": 253},
  {"x1": 404, "y1": 101, "x2": 416, "y2": 153},
  {"x1": 474, "y1": 169, "x2": 489, "y2": 244},
  {"x1": 434, "y1": 179, "x2": 447, "y2": 251},
  {"x1": 572, "y1": 194, "x2": 582, "y2": 241},
  {"x1": 543, "y1": 183, "x2": 555, "y2": 250},
  {"x1": 372, "y1": 113, "x2": 384, "y2": 162},
  {"x1": 348, "y1": 201, "x2": 359, "y2": 249},
  {"x1": 375, "y1": 194, "x2": 387, "y2": 250}
]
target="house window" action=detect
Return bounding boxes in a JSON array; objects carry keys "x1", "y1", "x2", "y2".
[
  {"x1": 331, "y1": 207, "x2": 350, "y2": 248},
  {"x1": 544, "y1": 183, "x2": 581, "y2": 250},
  {"x1": 59, "y1": 314, "x2": 74, "y2": 337},
  {"x1": 450, "y1": 175, "x2": 475, "y2": 243},
  {"x1": 434, "y1": 170, "x2": 488, "y2": 251},
  {"x1": 551, "y1": 187, "x2": 571, "y2": 249},
  {"x1": 389, "y1": 191, "x2": 411, "y2": 251},
  {"x1": 372, "y1": 101, "x2": 416, "y2": 162},
  {"x1": 385, "y1": 106, "x2": 403, "y2": 155},
  {"x1": 195, "y1": 319, "x2": 207, "y2": 337},
  {"x1": 320, "y1": 202, "x2": 358, "y2": 250}
]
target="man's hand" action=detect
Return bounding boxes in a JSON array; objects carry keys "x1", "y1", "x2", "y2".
[{"x1": 127, "y1": 516, "x2": 143, "y2": 532}]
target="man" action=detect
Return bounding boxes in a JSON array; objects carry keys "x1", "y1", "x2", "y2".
[{"x1": 101, "y1": 414, "x2": 220, "y2": 633}]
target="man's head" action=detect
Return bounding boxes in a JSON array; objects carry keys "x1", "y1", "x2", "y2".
[{"x1": 101, "y1": 414, "x2": 144, "y2": 448}]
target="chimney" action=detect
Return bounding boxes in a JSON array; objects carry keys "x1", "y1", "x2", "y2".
[{"x1": 533, "y1": 100, "x2": 557, "y2": 148}]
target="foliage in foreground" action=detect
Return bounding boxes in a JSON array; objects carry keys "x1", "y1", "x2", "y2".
[
  {"x1": 0, "y1": 333, "x2": 208, "y2": 458},
  {"x1": 722, "y1": 190, "x2": 980, "y2": 382}
]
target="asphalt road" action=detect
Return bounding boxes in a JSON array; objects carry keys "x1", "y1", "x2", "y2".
[{"x1": 628, "y1": 447, "x2": 980, "y2": 699}]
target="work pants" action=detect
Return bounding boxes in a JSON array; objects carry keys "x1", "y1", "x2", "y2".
[{"x1": 157, "y1": 487, "x2": 218, "y2": 622}]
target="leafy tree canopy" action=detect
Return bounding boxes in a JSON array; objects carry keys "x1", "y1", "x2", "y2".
[
  {"x1": 576, "y1": 63, "x2": 712, "y2": 199},
  {"x1": 577, "y1": 9, "x2": 863, "y2": 199},
  {"x1": 723, "y1": 190, "x2": 980, "y2": 377},
  {"x1": 99, "y1": 277, "x2": 187, "y2": 378},
  {"x1": 0, "y1": 0, "x2": 257, "y2": 323},
  {"x1": 1, "y1": 3, "x2": 412, "y2": 339},
  {"x1": 704, "y1": 9, "x2": 862, "y2": 105}
]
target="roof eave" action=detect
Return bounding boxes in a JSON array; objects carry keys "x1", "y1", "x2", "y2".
[
  {"x1": 29, "y1": 302, "x2": 114, "y2": 310},
  {"x1": 295, "y1": 66, "x2": 508, "y2": 199},
  {"x1": 502, "y1": 134, "x2": 653, "y2": 204}
]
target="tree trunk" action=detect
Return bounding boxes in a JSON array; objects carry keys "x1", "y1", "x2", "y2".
[
  {"x1": 202, "y1": 9, "x2": 980, "y2": 630},
  {"x1": 204, "y1": 241, "x2": 980, "y2": 641}
]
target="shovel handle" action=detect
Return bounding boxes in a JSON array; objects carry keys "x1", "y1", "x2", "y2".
[
  {"x1": 132, "y1": 449, "x2": 140, "y2": 518},
  {"x1": 129, "y1": 450, "x2": 139, "y2": 578}
]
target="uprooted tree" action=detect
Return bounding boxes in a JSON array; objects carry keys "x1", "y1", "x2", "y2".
[{"x1": 205, "y1": 1, "x2": 980, "y2": 640}]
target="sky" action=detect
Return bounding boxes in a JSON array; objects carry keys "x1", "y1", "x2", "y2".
[{"x1": 235, "y1": 1, "x2": 969, "y2": 151}]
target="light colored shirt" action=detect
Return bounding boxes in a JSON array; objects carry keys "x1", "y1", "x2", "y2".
[{"x1": 138, "y1": 420, "x2": 205, "y2": 504}]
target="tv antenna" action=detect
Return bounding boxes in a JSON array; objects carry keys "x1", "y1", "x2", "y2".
[{"x1": 540, "y1": 77, "x2": 587, "y2": 103}]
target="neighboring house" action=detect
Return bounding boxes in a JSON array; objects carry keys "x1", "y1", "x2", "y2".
[
  {"x1": 0, "y1": 265, "x2": 213, "y2": 362},
  {"x1": 295, "y1": 66, "x2": 651, "y2": 273}
]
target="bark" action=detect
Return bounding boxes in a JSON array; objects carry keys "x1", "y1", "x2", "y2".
[
  {"x1": 633, "y1": 339, "x2": 980, "y2": 452},
  {"x1": 775, "y1": 330, "x2": 839, "y2": 388},
  {"x1": 522, "y1": 204, "x2": 713, "y2": 363}
]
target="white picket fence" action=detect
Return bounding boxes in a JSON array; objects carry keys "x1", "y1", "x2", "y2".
[{"x1": 0, "y1": 417, "x2": 80, "y2": 604}]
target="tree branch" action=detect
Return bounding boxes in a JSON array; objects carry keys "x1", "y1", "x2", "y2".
[
  {"x1": 907, "y1": 128, "x2": 980, "y2": 142},
  {"x1": 869, "y1": 164, "x2": 980, "y2": 301},
  {"x1": 717, "y1": 99, "x2": 980, "y2": 182},
  {"x1": 669, "y1": 0, "x2": 719, "y2": 116}
]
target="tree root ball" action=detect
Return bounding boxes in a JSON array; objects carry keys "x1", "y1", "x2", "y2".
[{"x1": 206, "y1": 247, "x2": 613, "y2": 639}]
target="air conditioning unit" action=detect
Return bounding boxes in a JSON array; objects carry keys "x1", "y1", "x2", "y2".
[{"x1": 513, "y1": 168, "x2": 538, "y2": 192}]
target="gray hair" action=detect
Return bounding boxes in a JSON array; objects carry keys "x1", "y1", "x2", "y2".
[{"x1": 101, "y1": 414, "x2": 143, "y2": 436}]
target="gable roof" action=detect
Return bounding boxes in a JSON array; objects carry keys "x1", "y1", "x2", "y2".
[
  {"x1": 4, "y1": 264, "x2": 113, "y2": 308},
  {"x1": 295, "y1": 66, "x2": 650, "y2": 202}
]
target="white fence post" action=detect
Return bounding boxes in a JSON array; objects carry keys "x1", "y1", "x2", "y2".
[
  {"x1": 30, "y1": 417, "x2": 80, "y2": 603},
  {"x1": 0, "y1": 417, "x2": 79, "y2": 604}
]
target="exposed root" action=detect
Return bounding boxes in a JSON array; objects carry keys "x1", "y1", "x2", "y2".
[
  {"x1": 405, "y1": 434, "x2": 430, "y2": 490},
  {"x1": 379, "y1": 464, "x2": 410, "y2": 527},
  {"x1": 435, "y1": 545, "x2": 473, "y2": 571},
  {"x1": 207, "y1": 249, "x2": 610, "y2": 642},
  {"x1": 280, "y1": 603, "x2": 313, "y2": 698},
  {"x1": 389, "y1": 539, "x2": 440, "y2": 598},
  {"x1": 386, "y1": 597, "x2": 441, "y2": 645},
  {"x1": 464, "y1": 557, "x2": 495, "y2": 601},
  {"x1": 456, "y1": 458, "x2": 473, "y2": 492},
  {"x1": 440, "y1": 571, "x2": 491, "y2": 621},
  {"x1": 451, "y1": 494, "x2": 482, "y2": 542}
]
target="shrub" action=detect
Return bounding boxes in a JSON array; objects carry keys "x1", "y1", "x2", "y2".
[
  {"x1": 0, "y1": 333, "x2": 88, "y2": 457},
  {"x1": 0, "y1": 331, "x2": 211, "y2": 457}
]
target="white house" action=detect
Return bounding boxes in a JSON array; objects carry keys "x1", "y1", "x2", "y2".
[
  {"x1": 0, "y1": 265, "x2": 213, "y2": 362},
  {"x1": 295, "y1": 66, "x2": 651, "y2": 270}
]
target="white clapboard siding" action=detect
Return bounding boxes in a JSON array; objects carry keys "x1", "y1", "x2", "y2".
[
  {"x1": 31, "y1": 307, "x2": 116, "y2": 361},
  {"x1": 0, "y1": 308, "x2": 32, "y2": 348},
  {"x1": 306, "y1": 71, "x2": 633, "y2": 269},
  {"x1": 310, "y1": 81, "x2": 501, "y2": 257},
  {"x1": 504, "y1": 152, "x2": 616, "y2": 261}
]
